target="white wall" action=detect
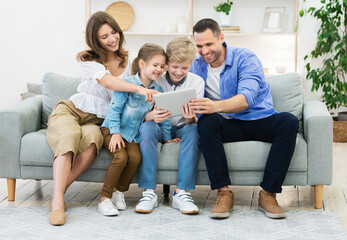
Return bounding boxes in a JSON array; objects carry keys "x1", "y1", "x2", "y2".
[
  {"x1": 0, "y1": 0, "x2": 341, "y2": 111},
  {"x1": 0, "y1": 0, "x2": 85, "y2": 110}
]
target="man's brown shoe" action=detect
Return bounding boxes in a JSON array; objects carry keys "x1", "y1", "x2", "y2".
[
  {"x1": 258, "y1": 190, "x2": 287, "y2": 219},
  {"x1": 210, "y1": 191, "x2": 234, "y2": 219}
]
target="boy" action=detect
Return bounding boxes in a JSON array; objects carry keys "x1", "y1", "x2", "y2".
[{"x1": 135, "y1": 38, "x2": 205, "y2": 214}]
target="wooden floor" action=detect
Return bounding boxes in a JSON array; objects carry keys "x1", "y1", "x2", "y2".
[{"x1": 1, "y1": 142, "x2": 346, "y2": 229}]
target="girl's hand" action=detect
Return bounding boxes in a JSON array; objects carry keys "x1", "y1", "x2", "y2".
[
  {"x1": 153, "y1": 105, "x2": 171, "y2": 123},
  {"x1": 138, "y1": 88, "x2": 159, "y2": 105},
  {"x1": 165, "y1": 138, "x2": 181, "y2": 143},
  {"x1": 181, "y1": 102, "x2": 197, "y2": 123},
  {"x1": 109, "y1": 133, "x2": 125, "y2": 152}
]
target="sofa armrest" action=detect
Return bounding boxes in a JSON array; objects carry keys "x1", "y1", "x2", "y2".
[
  {"x1": 0, "y1": 97, "x2": 42, "y2": 178},
  {"x1": 303, "y1": 101, "x2": 333, "y2": 185}
]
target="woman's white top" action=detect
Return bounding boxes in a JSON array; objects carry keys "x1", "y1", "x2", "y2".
[
  {"x1": 70, "y1": 58, "x2": 132, "y2": 119},
  {"x1": 157, "y1": 72, "x2": 205, "y2": 127}
]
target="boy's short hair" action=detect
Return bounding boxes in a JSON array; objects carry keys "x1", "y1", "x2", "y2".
[{"x1": 166, "y1": 38, "x2": 196, "y2": 64}]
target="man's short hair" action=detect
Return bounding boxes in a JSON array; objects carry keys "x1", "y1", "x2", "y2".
[
  {"x1": 193, "y1": 18, "x2": 221, "y2": 38},
  {"x1": 166, "y1": 38, "x2": 196, "y2": 64}
]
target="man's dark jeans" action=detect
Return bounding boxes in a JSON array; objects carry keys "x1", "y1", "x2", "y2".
[{"x1": 198, "y1": 112, "x2": 299, "y2": 193}]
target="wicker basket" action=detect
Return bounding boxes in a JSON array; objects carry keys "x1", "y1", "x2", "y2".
[
  {"x1": 105, "y1": 1, "x2": 135, "y2": 31},
  {"x1": 333, "y1": 117, "x2": 347, "y2": 142}
]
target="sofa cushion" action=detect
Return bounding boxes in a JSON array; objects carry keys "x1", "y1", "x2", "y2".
[
  {"x1": 42, "y1": 73, "x2": 80, "y2": 128},
  {"x1": 158, "y1": 133, "x2": 307, "y2": 172},
  {"x1": 266, "y1": 73, "x2": 304, "y2": 130},
  {"x1": 20, "y1": 129, "x2": 307, "y2": 172}
]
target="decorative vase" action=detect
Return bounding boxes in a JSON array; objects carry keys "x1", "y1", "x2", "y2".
[{"x1": 218, "y1": 12, "x2": 231, "y2": 27}]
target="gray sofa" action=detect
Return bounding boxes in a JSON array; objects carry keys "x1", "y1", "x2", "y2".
[{"x1": 0, "y1": 72, "x2": 333, "y2": 208}]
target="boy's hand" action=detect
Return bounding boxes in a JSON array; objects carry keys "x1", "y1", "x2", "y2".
[
  {"x1": 153, "y1": 105, "x2": 171, "y2": 123},
  {"x1": 165, "y1": 138, "x2": 181, "y2": 143},
  {"x1": 181, "y1": 102, "x2": 197, "y2": 123},
  {"x1": 138, "y1": 88, "x2": 159, "y2": 105},
  {"x1": 109, "y1": 133, "x2": 125, "y2": 152}
]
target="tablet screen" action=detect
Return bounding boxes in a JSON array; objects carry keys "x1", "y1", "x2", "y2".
[{"x1": 153, "y1": 88, "x2": 197, "y2": 116}]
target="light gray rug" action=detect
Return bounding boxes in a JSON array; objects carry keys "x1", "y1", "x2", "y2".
[{"x1": 0, "y1": 206, "x2": 346, "y2": 240}]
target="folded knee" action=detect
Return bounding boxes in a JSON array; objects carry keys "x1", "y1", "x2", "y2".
[{"x1": 140, "y1": 122, "x2": 159, "y2": 138}]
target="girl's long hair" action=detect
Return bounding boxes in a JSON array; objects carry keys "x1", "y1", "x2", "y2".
[
  {"x1": 77, "y1": 11, "x2": 128, "y2": 68},
  {"x1": 131, "y1": 43, "x2": 165, "y2": 75}
]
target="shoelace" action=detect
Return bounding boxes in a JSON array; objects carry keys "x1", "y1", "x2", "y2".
[
  {"x1": 115, "y1": 192, "x2": 125, "y2": 205},
  {"x1": 140, "y1": 192, "x2": 155, "y2": 202},
  {"x1": 216, "y1": 192, "x2": 230, "y2": 206},
  {"x1": 104, "y1": 199, "x2": 116, "y2": 208},
  {"x1": 177, "y1": 192, "x2": 194, "y2": 203},
  {"x1": 265, "y1": 193, "x2": 280, "y2": 206}
]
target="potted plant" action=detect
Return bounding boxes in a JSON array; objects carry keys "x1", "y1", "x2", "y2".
[
  {"x1": 301, "y1": 0, "x2": 347, "y2": 142},
  {"x1": 214, "y1": 0, "x2": 233, "y2": 26}
]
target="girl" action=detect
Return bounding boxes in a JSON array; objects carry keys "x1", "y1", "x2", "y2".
[
  {"x1": 98, "y1": 43, "x2": 173, "y2": 216},
  {"x1": 47, "y1": 12, "x2": 157, "y2": 226}
]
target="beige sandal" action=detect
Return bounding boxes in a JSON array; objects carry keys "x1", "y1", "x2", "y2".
[{"x1": 49, "y1": 209, "x2": 66, "y2": 226}]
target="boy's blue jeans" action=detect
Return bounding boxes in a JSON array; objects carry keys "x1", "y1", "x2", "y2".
[{"x1": 138, "y1": 121, "x2": 200, "y2": 190}]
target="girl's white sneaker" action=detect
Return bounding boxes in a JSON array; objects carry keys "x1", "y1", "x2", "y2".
[
  {"x1": 112, "y1": 191, "x2": 127, "y2": 210},
  {"x1": 98, "y1": 199, "x2": 119, "y2": 216}
]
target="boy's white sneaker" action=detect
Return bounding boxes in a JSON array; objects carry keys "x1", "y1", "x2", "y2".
[
  {"x1": 112, "y1": 191, "x2": 126, "y2": 211},
  {"x1": 172, "y1": 190, "x2": 199, "y2": 214},
  {"x1": 135, "y1": 190, "x2": 158, "y2": 213},
  {"x1": 98, "y1": 199, "x2": 119, "y2": 216}
]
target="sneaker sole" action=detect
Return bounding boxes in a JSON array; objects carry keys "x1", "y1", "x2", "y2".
[
  {"x1": 98, "y1": 209, "x2": 119, "y2": 216},
  {"x1": 135, "y1": 201, "x2": 158, "y2": 214},
  {"x1": 209, "y1": 208, "x2": 233, "y2": 219},
  {"x1": 116, "y1": 206, "x2": 126, "y2": 211},
  {"x1": 135, "y1": 208, "x2": 153, "y2": 214},
  {"x1": 181, "y1": 210, "x2": 199, "y2": 215},
  {"x1": 258, "y1": 206, "x2": 287, "y2": 219},
  {"x1": 172, "y1": 202, "x2": 199, "y2": 215}
]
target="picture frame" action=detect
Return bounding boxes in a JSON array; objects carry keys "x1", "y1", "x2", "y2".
[{"x1": 262, "y1": 7, "x2": 285, "y2": 33}]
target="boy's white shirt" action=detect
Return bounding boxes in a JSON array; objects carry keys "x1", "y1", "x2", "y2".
[{"x1": 157, "y1": 72, "x2": 205, "y2": 127}]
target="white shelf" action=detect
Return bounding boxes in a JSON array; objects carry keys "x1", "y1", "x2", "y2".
[
  {"x1": 124, "y1": 32, "x2": 191, "y2": 36},
  {"x1": 85, "y1": 0, "x2": 299, "y2": 72},
  {"x1": 223, "y1": 32, "x2": 297, "y2": 37}
]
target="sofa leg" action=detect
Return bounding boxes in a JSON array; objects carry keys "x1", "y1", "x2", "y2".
[
  {"x1": 7, "y1": 178, "x2": 16, "y2": 201},
  {"x1": 314, "y1": 185, "x2": 324, "y2": 209},
  {"x1": 163, "y1": 184, "x2": 170, "y2": 199}
]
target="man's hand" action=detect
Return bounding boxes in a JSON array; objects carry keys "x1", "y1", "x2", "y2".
[
  {"x1": 165, "y1": 138, "x2": 181, "y2": 143},
  {"x1": 153, "y1": 105, "x2": 171, "y2": 123},
  {"x1": 190, "y1": 98, "x2": 219, "y2": 114},
  {"x1": 138, "y1": 88, "x2": 159, "y2": 105},
  {"x1": 181, "y1": 102, "x2": 196, "y2": 123},
  {"x1": 109, "y1": 133, "x2": 125, "y2": 152}
]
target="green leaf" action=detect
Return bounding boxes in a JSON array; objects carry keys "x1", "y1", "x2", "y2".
[
  {"x1": 294, "y1": 24, "x2": 298, "y2": 32},
  {"x1": 300, "y1": 9, "x2": 305, "y2": 17}
]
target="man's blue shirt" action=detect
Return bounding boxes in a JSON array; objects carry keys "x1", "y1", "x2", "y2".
[
  {"x1": 102, "y1": 74, "x2": 172, "y2": 143},
  {"x1": 190, "y1": 42, "x2": 277, "y2": 120}
]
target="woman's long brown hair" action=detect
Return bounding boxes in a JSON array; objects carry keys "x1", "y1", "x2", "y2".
[{"x1": 77, "y1": 11, "x2": 128, "y2": 68}]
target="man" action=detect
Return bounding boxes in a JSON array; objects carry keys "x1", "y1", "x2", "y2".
[{"x1": 189, "y1": 18, "x2": 299, "y2": 219}]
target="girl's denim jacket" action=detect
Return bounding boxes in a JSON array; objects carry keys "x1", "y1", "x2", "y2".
[{"x1": 101, "y1": 73, "x2": 172, "y2": 143}]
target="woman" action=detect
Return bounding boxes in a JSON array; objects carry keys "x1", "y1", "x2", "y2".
[{"x1": 46, "y1": 11, "x2": 157, "y2": 226}]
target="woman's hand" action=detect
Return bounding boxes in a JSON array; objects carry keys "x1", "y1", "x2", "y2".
[
  {"x1": 109, "y1": 133, "x2": 125, "y2": 152},
  {"x1": 165, "y1": 138, "x2": 181, "y2": 143},
  {"x1": 181, "y1": 102, "x2": 197, "y2": 123},
  {"x1": 138, "y1": 88, "x2": 159, "y2": 105},
  {"x1": 153, "y1": 105, "x2": 171, "y2": 123}
]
